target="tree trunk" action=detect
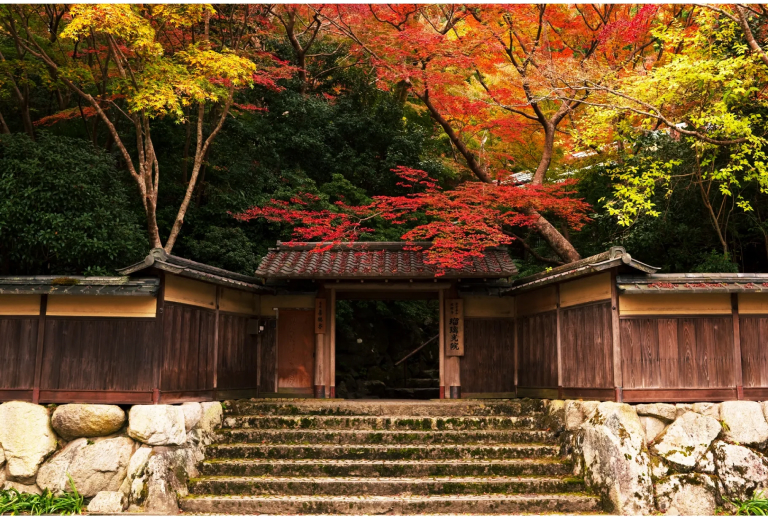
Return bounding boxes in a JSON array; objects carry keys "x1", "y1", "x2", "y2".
[
  {"x1": 527, "y1": 208, "x2": 581, "y2": 262},
  {"x1": 532, "y1": 123, "x2": 555, "y2": 185},
  {"x1": 0, "y1": 110, "x2": 10, "y2": 134},
  {"x1": 419, "y1": 90, "x2": 581, "y2": 262},
  {"x1": 145, "y1": 197, "x2": 163, "y2": 249}
]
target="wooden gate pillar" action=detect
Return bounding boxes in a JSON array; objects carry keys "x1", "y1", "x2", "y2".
[
  {"x1": 314, "y1": 295, "x2": 327, "y2": 398},
  {"x1": 329, "y1": 289, "x2": 336, "y2": 398},
  {"x1": 444, "y1": 285, "x2": 463, "y2": 398}
]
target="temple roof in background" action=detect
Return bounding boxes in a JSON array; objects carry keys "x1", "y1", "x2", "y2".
[{"x1": 255, "y1": 242, "x2": 519, "y2": 281}]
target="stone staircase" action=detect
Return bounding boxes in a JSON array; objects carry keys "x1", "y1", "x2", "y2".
[{"x1": 181, "y1": 399, "x2": 601, "y2": 514}]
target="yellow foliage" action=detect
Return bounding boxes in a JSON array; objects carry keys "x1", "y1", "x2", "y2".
[
  {"x1": 61, "y1": 4, "x2": 257, "y2": 120},
  {"x1": 576, "y1": 7, "x2": 768, "y2": 226}
]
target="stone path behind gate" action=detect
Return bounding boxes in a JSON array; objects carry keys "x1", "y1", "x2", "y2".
[{"x1": 181, "y1": 399, "x2": 602, "y2": 515}]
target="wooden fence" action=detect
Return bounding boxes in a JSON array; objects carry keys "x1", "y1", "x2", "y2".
[{"x1": 0, "y1": 275, "x2": 275, "y2": 404}]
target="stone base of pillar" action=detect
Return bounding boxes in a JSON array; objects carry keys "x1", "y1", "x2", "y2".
[
  {"x1": 449, "y1": 385, "x2": 461, "y2": 399},
  {"x1": 314, "y1": 385, "x2": 326, "y2": 399}
]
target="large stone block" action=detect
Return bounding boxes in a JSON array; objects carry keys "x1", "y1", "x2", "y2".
[
  {"x1": 578, "y1": 402, "x2": 653, "y2": 515},
  {"x1": 655, "y1": 473, "x2": 718, "y2": 516},
  {"x1": 720, "y1": 401, "x2": 768, "y2": 448},
  {"x1": 565, "y1": 400, "x2": 599, "y2": 431},
  {"x1": 3, "y1": 480, "x2": 42, "y2": 495},
  {"x1": 88, "y1": 491, "x2": 127, "y2": 514},
  {"x1": 144, "y1": 446, "x2": 197, "y2": 514},
  {"x1": 675, "y1": 404, "x2": 694, "y2": 418},
  {"x1": 128, "y1": 405, "x2": 186, "y2": 446},
  {"x1": 695, "y1": 450, "x2": 716, "y2": 475},
  {"x1": 36, "y1": 438, "x2": 84, "y2": 493},
  {"x1": 181, "y1": 403, "x2": 202, "y2": 432},
  {"x1": 635, "y1": 403, "x2": 676, "y2": 423},
  {"x1": 651, "y1": 411, "x2": 721, "y2": 471},
  {"x1": 713, "y1": 440, "x2": 768, "y2": 500},
  {"x1": 51, "y1": 404, "x2": 126, "y2": 441},
  {"x1": 639, "y1": 416, "x2": 666, "y2": 442},
  {"x1": 0, "y1": 401, "x2": 57, "y2": 482},
  {"x1": 119, "y1": 446, "x2": 153, "y2": 506},
  {"x1": 692, "y1": 403, "x2": 720, "y2": 419},
  {"x1": 37, "y1": 436, "x2": 135, "y2": 497},
  {"x1": 189, "y1": 402, "x2": 223, "y2": 448}
]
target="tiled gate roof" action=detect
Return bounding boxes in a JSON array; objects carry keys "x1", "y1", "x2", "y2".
[{"x1": 256, "y1": 242, "x2": 518, "y2": 280}]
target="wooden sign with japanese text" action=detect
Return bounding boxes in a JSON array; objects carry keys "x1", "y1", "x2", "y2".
[
  {"x1": 445, "y1": 299, "x2": 464, "y2": 357},
  {"x1": 315, "y1": 298, "x2": 327, "y2": 334}
]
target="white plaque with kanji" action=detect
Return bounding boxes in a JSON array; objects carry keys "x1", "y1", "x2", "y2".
[{"x1": 445, "y1": 299, "x2": 464, "y2": 357}]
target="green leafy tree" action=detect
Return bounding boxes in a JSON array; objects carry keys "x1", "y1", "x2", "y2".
[{"x1": 0, "y1": 133, "x2": 147, "y2": 275}]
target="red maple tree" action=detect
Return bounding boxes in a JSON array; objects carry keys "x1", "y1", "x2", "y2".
[
  {"x1": 313, "y1": 5, "x2": 665, "y2": 263},
  {"x1": 236, "y1": 167, "x2": 590, "y2": 273}
]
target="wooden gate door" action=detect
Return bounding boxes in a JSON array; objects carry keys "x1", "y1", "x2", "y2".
[{"x1": 277, "y1": 309, "x2": 315, "y2": 396}]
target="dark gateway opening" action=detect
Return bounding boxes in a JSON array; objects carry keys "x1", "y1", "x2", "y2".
[{"x1": 334, "y1": 300, "x2": 440, "y2": 399}]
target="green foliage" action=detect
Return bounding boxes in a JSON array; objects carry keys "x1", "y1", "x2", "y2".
[
  {"x1": 0, "y1": 476, "x2": 83, "y2": 515},
  {"x1": 162, "y1": 79, "x2": 446, "y2": 273},
  {"x1": 694, "y1": 250, "x2": 739, "y2": 273},
  {"x1": 732, "y1": 491, "x2": 768, "y2": 515},
  {"x1": 183, "y1": 227, "x2": 259, "y2": 276},
  {"x1": 569, "y1": 133, "x2": 768, "y2": 272},
  {"x1": 0, "y1": 133, "x2": 147, "y2": 275}
]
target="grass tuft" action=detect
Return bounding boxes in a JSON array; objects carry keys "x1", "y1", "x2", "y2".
[
  {"x1": 732, "y1": 491, "x2": 768, "y2": 515},
  {"x1": 0, "y1": 475, "x2": 84, "y2": 515}
]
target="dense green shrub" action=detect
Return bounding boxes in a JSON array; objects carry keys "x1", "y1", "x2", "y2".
[{"x1": 0, "y1": 133, "x2": 147, "y2": 275}]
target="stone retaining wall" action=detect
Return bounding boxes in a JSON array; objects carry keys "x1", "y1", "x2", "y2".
[
  {"x1": 0, "y1": 400, "x2": 222, "y2": 514},
  {"x1": 561, "y1": 399, "x2": 768, "y2": 515}
]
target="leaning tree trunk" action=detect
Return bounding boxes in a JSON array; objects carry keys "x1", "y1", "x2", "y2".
[{"x1": 420, "y1": 92, "x2": 581, "y2": 263}]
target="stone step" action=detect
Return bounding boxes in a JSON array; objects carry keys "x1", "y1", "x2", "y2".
[
  {"x1": 189, "y1": 475, "x2": 586, "y2": 496},
  {"x1": 205, "y1": 443, "x2": 560, "y2": 461},
  {"x1": 224, "y1": 398, "x2": 546, "y2": 417},
  {"x1": 199, "y1": 458, "x2": 574, "y2": 478},
  {"x1": 214, "y1": 428, "x2": 556, "y2": 445},
  {"x1": 180, "y1": 493, "x2": 602, "y2": 515},
  {"x1": 222, "y1": 415, "x2": 545, "y2": 431},
  {"x1": 383, "y1": 387, "x2": 440, "y2": 400}
]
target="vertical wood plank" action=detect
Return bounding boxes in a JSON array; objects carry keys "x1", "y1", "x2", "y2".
[
  {"x1": 438, "y1": 289, "x2": 445, "y2": 398},
  {"x1": 697, "y1": 318, "x2": 713, "y2": 387},
  {"x1": 513, "y1": 302, "x2": 518, "y2": 391},
  {"x1": 610, "y1": 270, "x2": 622, "y2": 400},
  {"x1": 330, "y1": 288, "x2": 336, "y2": 398},
  {"x1": 0, "y1": 318, "x2": 38, "y2": 390},
  {"x1": 620, "y1": 319, "x2": 633, "y2": 388},
  {"x1": 32, "y1": 295, "x2": 48, "y2": 403},
  {"x1": 732, "y1": 294, "x2": 744, "y2": 398},
  {"x1": 212, "y1": 287, "x2": 221, "y2": 392},
  {"x1": 154, "y1": 272, "x2": 165, "y2": 402},
  {"x1": 759, "y1": 319, "x2": 768, "y2": 387},
  {"x1": 460, "y1": 318, "x2": 515, "y2": 393},
  {"x1": 658, "y1": 319, "x2": 678, "y2": 388},
  {"x1": 679, "y1": 319, "x2": 697, "y2": 388},
  {"x1": 262, "y1": 318, "x2": 277, "y2": 393},
  {"x1": 740, "y1": 317, "x2": 758, "y2": 387},
  {"x1": 556, "y1": 284, "x2": 562, "y2": 395}
]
